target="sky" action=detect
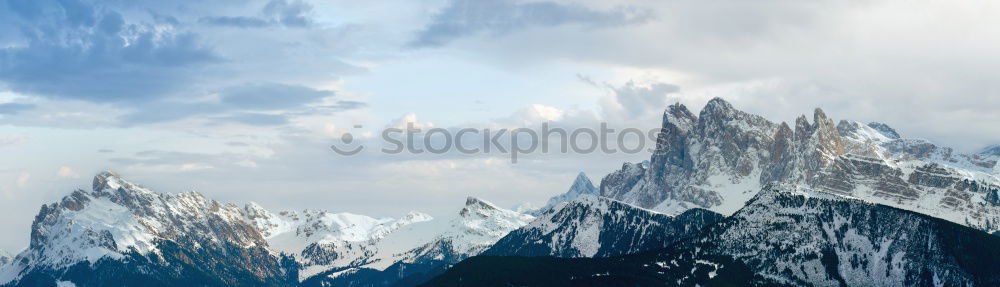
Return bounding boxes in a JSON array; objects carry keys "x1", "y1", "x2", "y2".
[{"x1": 1, "y1": 0, "x2": 1000, "y2": 251}]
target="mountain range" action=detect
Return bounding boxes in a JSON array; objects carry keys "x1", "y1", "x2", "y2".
[{"x1": 2, "y1": 98, "x2": 998, "y2": 286}]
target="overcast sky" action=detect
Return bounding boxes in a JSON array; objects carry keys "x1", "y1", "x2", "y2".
[{"x1": 1, "y1": 0, "x2": 999, "y2": 251}]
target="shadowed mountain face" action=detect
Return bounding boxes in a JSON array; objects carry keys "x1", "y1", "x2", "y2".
[
  {"x1": 424, "y1": 186, "x2": 1000, "y2": 287},
  {"x1": 483, "y1": 196, "x2": 722, "y2": 258},
  {"x1": 601, "y1": 98, "x2": 1000, "y2": 233}
]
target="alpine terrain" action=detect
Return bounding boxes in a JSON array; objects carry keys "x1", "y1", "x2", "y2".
[{"x1": 2, "y1": 98, "x2": 999, "y2": 286}]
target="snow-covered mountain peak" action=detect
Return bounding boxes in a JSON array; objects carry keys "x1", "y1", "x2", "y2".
[
  {"x1": 19, "y1": 172, "x2": 270, "y2": 279},
  {"x1": 546, "y1": 194, "x2": 610, "y2": 213},
  {"x1": 455, "y1": 197, "x2": 531, "y2": 229},
  {"x1": 867, "y1": 121, "x2": 901, "y2": 139},
  {"x1": 701, "y1": 97, "x2": 736, "y2": 116},
  {"x1": 462, "y1": 196, "x2": 498, "y2": 212},
  {"x1": 434, "y1": 197, "x2": 534, "y2": 257},
  {"x1": 91, "y1": 170, "x2": 153, "y2": 195},
  {"x1": 812, "y1": 107, "x2": 829, "y2": 122},
  {"x1": 663, "y1": 103, "x2": 697, "y2": 133},
  {"x1": 837, "y1": 120, "x2": 893, "y2": 144},
  {"x1": 0, "y1": 249, "x2": 10, "y2": 265},
  {"x1": 528, "y1": 172, "x2": 600, "y2": 215},
  {"x1": 570, "y1": 172, "x2": 596, "y2": 191},
  {"x1": 980, "y1": 144, "x2": 1000, "y2": 157}
]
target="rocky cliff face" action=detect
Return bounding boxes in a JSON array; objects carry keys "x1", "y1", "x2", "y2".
[
  {"x1": 600, "y1": 98, "x2": 1000, "y2": 233},
  {"x1": 483, "y1": 195, "x2": 723, "y2": 258}
]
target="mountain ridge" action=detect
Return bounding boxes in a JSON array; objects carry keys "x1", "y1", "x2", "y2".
[
  {"x1": 424, "y1": 184, "x2": 1000, "y2": 286},
  {"x1": 0, "y1": 172, "x2": 533, "y2": 287}
]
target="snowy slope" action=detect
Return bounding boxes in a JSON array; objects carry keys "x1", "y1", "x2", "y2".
[
  {"x1": 241, "y1": 202, "x2": 431, "y2": 279},
  {"x1": 356, "y1": 197, "x2": 532, "y2": 270},
  {"x1": 304, "y1": 197, "x2": 534, "y2": 286}
]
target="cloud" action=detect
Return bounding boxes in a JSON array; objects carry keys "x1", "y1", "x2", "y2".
[
  {"x1": 118, "y1": 82, "x2": 351, "y2": 125},
  {"x1": 262, "y1": 0, "x2": 313, "y2": 27},
  {"x1": 56, "y1": 167, "x2": 80, "y2": 178},
  {"x1": 0, "y1": 136, "x2": 30, "y2": 147},
  {"x1": 0, "y1": 1, "x2": 217, "y2": 103},
  {"x1": 109, "y1": 149, "x2": 259, "y2": 173},
  {"x1": 235, "y1": 159, "x2": 258, "y2": 168},
  {"x1": 411, "y1": 0, "x2": 649, "y2": 47},
  {"x1": 504, "y1": 104, "x2": 565, "y2": 126},
  {"x1": 219, "y1": 82, "x2": 333, "y2": 110},
  {"x1": 0, "y1": 103, "x2": 35, "y2": 115},
  {"x1": 600, "y1": 80, "x2": 680, "y2": 125},
  {"x1": 387, "y1": 113, "x2": 434, "y2": 130},
  {"x1": 424, "y1": 0, "x2": 1000, "y2": 151},
  {"x1": 179, "y1": 163, "x2": 214, "y2": 172},
  {"x1": 199, "y1": 16, "x2": 271, "y2": 28},
  {"x1": 198, "y1": 0, "x2": 315, "y2": 28},
  {"x1": 216, "y1": 113, "x2": 290, "y2": 126},
  {"x1": 314, "y1": 101, "x2": 368, "y2": 112},
  {"x1": 15, "y1": 173, "x2": 30, "y2": 188},
  {"x1": 0, "y1": 0, "x2": 368, "y2": 130}
]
